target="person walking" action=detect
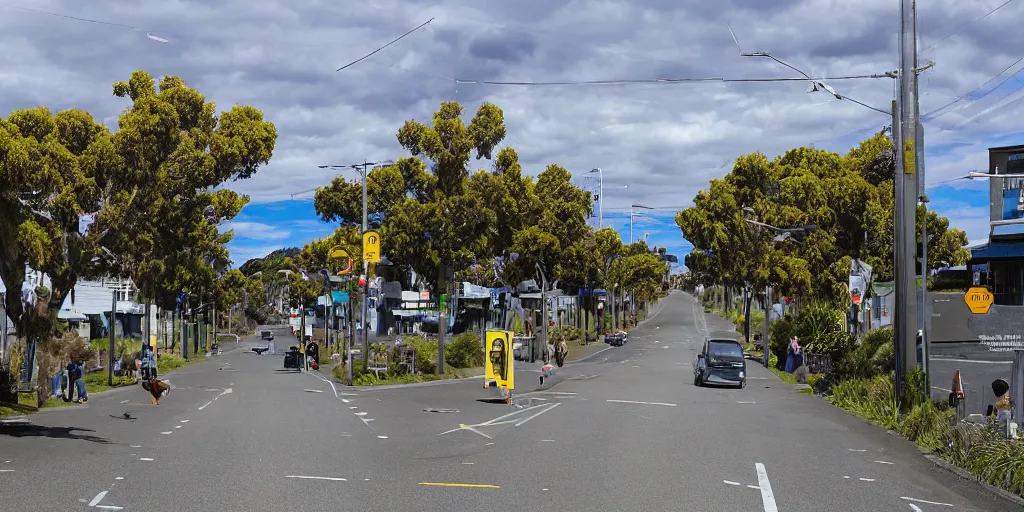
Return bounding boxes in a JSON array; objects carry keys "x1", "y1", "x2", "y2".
[{"x1": 71, "y1": 361, "x2": 88, "y2": 403}]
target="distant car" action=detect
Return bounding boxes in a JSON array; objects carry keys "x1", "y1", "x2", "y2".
[
  {"x1": 605, "y1": 331, "x2": 627, "y2": 347},
  {"x1": 261, "y1": 330, "x2": 274, "y2": 341},
  {"x1": 693, "y1": 337, "x2": 746, "y2": 388}
]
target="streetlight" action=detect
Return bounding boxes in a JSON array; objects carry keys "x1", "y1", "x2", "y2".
[
  {"x1": 320, "y1": 160, "x2": 394, "y2": 368},
  {"x1": 630, "y1": 204, "x2": 655, "y2": 242},
  {"x1": 589, "y1": 168, "x2": 604, "y2": 228}
]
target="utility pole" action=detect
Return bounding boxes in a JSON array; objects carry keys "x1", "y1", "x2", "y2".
[
  {"x1": 895, "y1": 0, "x2": 920, "y2": 410},
  {"x1": 589, "y1": 168, "x2": 604, "y2": 229},
  {"x1": 108, "y1": 289, "x2": 116, "y2": 386}
]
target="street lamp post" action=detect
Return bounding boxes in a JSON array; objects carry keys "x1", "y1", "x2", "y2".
[
  {"x1": 630, "y1": 204, "x2": 654, "y2": 242},
  {"x1": 590, "y1": 168, "x2": 604, "y2": 229}
]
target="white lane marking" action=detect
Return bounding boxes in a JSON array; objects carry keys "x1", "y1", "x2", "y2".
[
  {"x1": 542, "y1": 488, "x2": 549, "y2": 491},
  {"x1": 88, "y1": 491, "x2": 107, "y2": 506},
  {"x1": 198, "y1": 388, "x2": 233, "y2": 410},
  {"x1": 848, "y1": 449, "x2": 866, "y2": 452},
  {"x1": 873, "y1": 460, "x2": 894, "y2": 465},
  {"x1": 737, "y1": 401, "x2": 757, "y2": 404},
  {"x1": 932, "y1": 386, "x2": 952, "y2": 393},
  {"x1": 119, "y1": 400, "x2": 130, "y2": 404},
  {"x1": 341, "y1": 398, "x2": 350, "y2": 403},
  {"x1": 859, "y1": 478, "x2": 875, "y2": 482},
  {"x1": 349, "y1": 406, "x2": 358, "y2": 409},
  {"x1": 377, "y1": 435, "x2": 388, "y2": 439},
  {"x1": 606, "y1": 399, "x2": 677, "y2": 407},
  {"x1": 843, "y1": 476, "x2": 851, "y2": 479},
  {"x1": 174, "y1": 426, "x2": 181, "y2": 429},
  {"x1": 115, "y1": 477, "x2": 123, "y2": 480},
  {"x1": 462, "y1": 462, "x2": 474, "y2": 465},
  {"x1": 287, "y1": 475, "x2": 347, "y2": 481},
  {"x1": 160, "y1": 431, "x2": 172, "y2": 435},
  {"x1": 515, "y1": 403, "x2": 561, "y2": 427},
  {"x1": 900, "y1": 497, "x2": 953, "y2": 507},
  {"x1": 96, "y1": 506, "x2": 123, "y2": 510},
  {"x1": 540, "y1": 439, "x2": 555, "y2": 442},
  {"x1": 180, "y1": 420, "x2": 189, "y2": 423},
  {"x1": 723, "y1": 480, "x2": 741, "y2": 486},
  {"x1": 755, "y1": 463, "x2": 778, "y2": 512},
  {"x1": 303, "y1": 389, "x2": 323, "y2": 393},
  {"x1": 308, "y1": 370, "x2": 340, "y2": 397},
  {"x1": 355, "y1": 412, "x2": 367, "y2": 416},
  {"x1": 0, "y1": 469, "x2": 14, "y2": 472},
  {"x1": 747, "y1": 484, "x2": 762, "y2": 489},
  {"x1": 631, "y1": 365, "x2": 641, "y2": 368},
  {"x1": 130, "y1": 445, "x2": 141, "y2": 448},
  {"x1": 139, "y1": 458, "x2": 154, "y2": 461},
  {"x1": 909, "y1": 505, "x2": 923, "y2": 512},
  {"x1": 485, "y1": 442, "x2": 494, "y2": 446},
  {"x1": 930, "y1": 357, "x2": 1011, "y2": 364}
]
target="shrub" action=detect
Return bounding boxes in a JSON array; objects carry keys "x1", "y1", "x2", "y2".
[
  {"x1": 445, "y1": 333, "x2": 484, "y2": 369},
  {"x1": 769, "y1": 317, "x2": 794, "y2": 368},
  {"x1": 401, "y1": 336, "x2": 437, "y2": 374},
  {"x1": 831, "y1": 327, "x2": 894, "y2": 382}
]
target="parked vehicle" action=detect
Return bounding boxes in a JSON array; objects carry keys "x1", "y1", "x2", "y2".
[
  {"x1": 283, "y1": 346, "x2": 301, "y2": 369},
  {"x1": 261, "y1": 330, "x2": 275, "y2": 341},
  {"x1": 605, "y1": 331, "x2": 628, "y2": 347},
  {"x1": 693, "y1": 336, "x2": 746, "y2": 388}
]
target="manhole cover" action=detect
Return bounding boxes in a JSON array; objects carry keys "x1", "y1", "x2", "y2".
[{"x1": 423, "y1": 408, "x2": 459, "y2": 413}]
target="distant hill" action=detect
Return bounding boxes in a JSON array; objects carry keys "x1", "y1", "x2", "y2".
[{"x1": 238, "y1": 247, "x2": 301, "y2": 276}]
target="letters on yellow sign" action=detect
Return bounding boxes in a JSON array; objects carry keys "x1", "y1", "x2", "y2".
[{"x1": 484, "y1": 330, "x2": 514, "y2": 392}]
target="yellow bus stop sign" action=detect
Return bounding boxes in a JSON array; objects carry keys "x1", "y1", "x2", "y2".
[
  {"x1": 484, "y1": 330, "x2": 514, "y2": 400},
  {"x1": 363, "y1": 231, "x2": 381, "y2": 263}
]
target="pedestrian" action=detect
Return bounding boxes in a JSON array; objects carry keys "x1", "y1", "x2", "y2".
[
  {"x1": 785, "y1": 336, "x2": 801, "y2": 373},
  {"x1": 72, "y1": 361, "x2": 88, "y2": 403},
  {"x1": 140, "y1": 343, "x2": 156, "y2": 381}
]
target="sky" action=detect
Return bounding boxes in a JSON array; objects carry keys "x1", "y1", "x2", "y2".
[{"x1": 2, "y1": 0, "x2": 1022, "y2": 275}]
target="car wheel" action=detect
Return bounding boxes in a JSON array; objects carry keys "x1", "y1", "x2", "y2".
[
  {"x1": 694, "y1": 374, "x2": 702, "y2": 387},
  {"x1": 738, "y1": 380, "x2": 745, "y2": 389}
]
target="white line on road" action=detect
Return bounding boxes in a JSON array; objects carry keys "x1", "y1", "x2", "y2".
[
  {"x1": 377, "y1": 435, "x2": 388, "y2": 439},
  {"x1": 859, "y1": 478, "x2": 875, "y2": 482},
  {"x1": 723, "y1": 480, "x2": 741, "y2": 486},
  {"x1": 873, "y1": 460, "x2": 894, "y2": 465},
  {"x1": 160, "y1": 431, "x2": 172, "y2": 435},
  {"x1": 515, "y1": 403, "x2": 561, "y2": 427},
  {"x1": 606, "y1": 399, "x2": 677, "y2": 407},
  {"x1": 349, "y1": 406, "x2": 357, "y2": 409},
  {"x1": 198, "y1": 388, "x2": 233, "y2": 411},
  {"x1": 303, "y1": 389, "x2": 323, "y2": 393},
  {"x1": 736, "y1": 401, "x2": 757, "y2": 404},
  {"x1": 115, "y1": 477, "x2": 123, "y2": 480},
  {"x1": 88, "y1": 491, "x2": 107, "y2": 506},
  {"x1": 341, "y1": 398, "x2": 350, "y2": 403},
  {"x1": 932, "y1": 386, "x2": 952, "y2": 393},
  {"x1": 0, "y1": 469, "x2": 14, "y2": 472},
  {"x1": 848, "y1": 449, "x2": 866, "y2": 452},
  {"x1": 462, "y1": 462, "x2": 474, "y2": 465},
  {"x1": 355, "y1": 412, "x2": 367, "y2": 416},
  {"x1": 95, "y1": 506, "x2": 123, "y2": 510},
  {"x1": 286, "y1": 475, "x2": 347, "y2": 481},
  {"x1": 755, "y1": 463, "x2": 778, "y2": 512},
  {"x1": 180, "y1": 420, "x2": 189, "y2": 423},
  {"x1": 908, "y1": 505, "x2": 923, "y2": 512},
  {"x1": 139, "y1": 458, "x2": 153, "y2": 461},
  {"x1": 900, "y1": 497, "x2": 953, "y2": 507},
  {"x1": 119, "y1": 400, "x2": 129, "y2": 404},
  {"x1": 541, "y1": 439, "x2": 555, "y2": 442},
  {"x1": 174, "y1": 426, "x2": 181, "y2": 429},
  {"x1": 130, "y1": 445, "x2": 141, "y2": 448},
  {"x1": 747, "y1": 484, "x2": 761, "y2": 489}
]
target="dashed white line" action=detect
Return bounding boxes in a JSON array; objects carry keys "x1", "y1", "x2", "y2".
[
  {"x1": 377, "y1": 435, "x2": 388, "y2": 439},
  {"x1": 130, "y1": 445, "x2": 141, "y2": 448},
  {"x1": 606, "y1": 399, "x2": 677, "y2": 407},
  {"x1": 88, "y1": 491, "x2": 107, "y2": 506},
  {"x1": 723, "y1": 480, "x2": 741, "y2": 486},
  {"x1": 747, "y1": 484, "x2": 762, "y2": 490},
  {"x1": 180, "y1": 420, "x2": 189, "y2": 423},
  {"x1": 755, "y1": 463, "x2": 778, "y2": 512},
  {"x1": 355, "y1": 412, "x2": 368, "y2": 416},
  {"x1": 139, "y1": 458, "x2": 154, "y2": 461},
  {"x1": 303, "y1": 389, "x2": 324, "y2": 393},
  {"x1": 736, "y1": 401, "x2": 757, "y2": 404},
  {"x1": 160, "y1": 431, "x2": 172, "y2": 435},
  {"x1": 540, "y1": 439, "x2": 555, "y2": 442},
  {"x1": 873, "y1": 460, "x2": 894, "y2": 465},
  {"x1": 859, "y1": 478, "x2": 875, "y2": 482},
  {"x1": 119, "y1": 400, "x2": 130, "y2": 404},
  {"x1": 908, "y1": 505, "x2": 923, "y2": 512},
  {"x1": 286, "y1": 475, "x2": 346, "y2": 481},
  {"x1": 115, "y1": 477, "x2": 123, "y2": 480},
  {"x1": 848, "y1": 449, "x2": 866, "y2": 452},
  {"x1": 0, "y1": 469, "x2": 14, "y2": 472},
  {"x1": 900, "y1": 497, "x2": 953, "y2": 507},
  {"x1": 174, "y1": 426, "x2": 181, "y2": 429},
  {"x1": 96, "y1": 506, "x2": 123, "y2": 510},
  {"x1": 462, "y1": 462, "x2": 474, "y2": 465}
]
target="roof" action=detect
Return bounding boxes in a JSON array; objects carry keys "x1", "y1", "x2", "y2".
[
  {"x1": 989, "y1": 144, "x2": 1024, "y2": 152},
  {"x1": 970, "y1": 241, "x2": 1024, "y2": 261}
]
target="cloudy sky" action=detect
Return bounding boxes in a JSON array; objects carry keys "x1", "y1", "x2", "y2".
[{"x1": 2, "y1": 0, "x2": 1021, "y2": 270}]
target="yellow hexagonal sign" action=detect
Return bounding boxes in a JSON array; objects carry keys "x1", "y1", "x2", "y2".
[{"x1": 964, "y1": 287, "x2": 993, "y2": 315}]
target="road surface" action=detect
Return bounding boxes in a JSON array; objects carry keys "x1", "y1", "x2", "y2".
[{"x1": 1, "y1": 294, "x2": 1019, "y2": 511}]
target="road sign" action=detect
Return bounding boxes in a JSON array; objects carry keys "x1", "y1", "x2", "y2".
[
  {"x1": 363, "y1": 231, "x2": 381, "y2": 263},
  {"x1": 328, "y1": 245, "x2": 352, "y2": 275},
  {"x1": 964, "y1": 286, "x2": 994, "y2": 314},
  {"x1": 484, "y1": 330, "x2": 514, "y2": 402}
]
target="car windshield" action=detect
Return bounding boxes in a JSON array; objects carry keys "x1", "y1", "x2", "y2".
[{"x1": 708, "y1": 341, "x2": 744, "y2": 362}]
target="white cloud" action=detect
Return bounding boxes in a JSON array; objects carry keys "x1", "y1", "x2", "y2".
[
  {"x1": 221, "y1": 221, "x2": 291, "y2": 241},
  {"x1": 2, "y1": 0, "x2": 1022, "y2": 242}
]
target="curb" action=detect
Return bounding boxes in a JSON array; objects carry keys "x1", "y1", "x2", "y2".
[{"x1": 919, "y1": 450, "x2": 1024, "y2": 508}]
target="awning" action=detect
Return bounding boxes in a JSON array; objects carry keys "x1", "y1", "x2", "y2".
[
  {"x1": 58, "y1": 310, "x2": 88, "y2": 321},
  {"x1": 971, "y1": 241, "x2": 1024, "y2": 261}
]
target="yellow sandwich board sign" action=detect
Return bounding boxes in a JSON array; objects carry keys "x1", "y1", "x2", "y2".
[{"x1": 484, "y1": 330, "x2": 514, "y2": 402}]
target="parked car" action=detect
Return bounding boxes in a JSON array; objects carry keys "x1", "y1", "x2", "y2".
[
  {"x1": 693, "y1": 337, "x2": 746, "y2": 388},
  {"x1": 283, "y1": 346, "x2": 301, "y2": 369},
  {"x1": 261, "y1": 330, "x2": 275, "y2": 341}
]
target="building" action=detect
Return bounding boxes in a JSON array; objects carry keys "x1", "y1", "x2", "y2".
[{"x1": 969, "y1": 144, "x2": 1024, "y2": 305}]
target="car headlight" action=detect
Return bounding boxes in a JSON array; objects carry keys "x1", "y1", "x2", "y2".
[{"x1": 739, "y1": 371, "x2": 745, "y2": 379}]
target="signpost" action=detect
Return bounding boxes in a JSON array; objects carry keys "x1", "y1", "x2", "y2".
[
  {"x1": 964, "y1": 287, "x2": 994, "y2": 315},
  {"x1": 484, "y1": 330, "x2": 515, "y2": 404},
  {"x1": 362, "y1": 231, "x2": 381, "y2": 263}
]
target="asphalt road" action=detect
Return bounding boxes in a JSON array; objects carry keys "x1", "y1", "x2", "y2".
[
  {"x1": 1, "y1": 296, "x2": 1020, "y2": 511},
  {"x1": 928, "y1": 343, "x2": 1016, "y2": 416}
]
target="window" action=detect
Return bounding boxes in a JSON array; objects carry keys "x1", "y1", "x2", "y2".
[{"x1": 708, "y1": 341, "x2": 744, "y2": 363}]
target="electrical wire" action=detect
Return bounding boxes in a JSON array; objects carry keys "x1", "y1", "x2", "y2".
[
  {"x1": 336, "y1": 17, "x2": 434, "y2": 72},
  {"x1": 2, "y1": 3, "x2": 169, "y2": 41},
  {"x1": 923, "y1": 57, "x2": 1024, "y2": 120},
  {"x1": 920, "y1": 0, "x2": 1018, "y2": 54},
  {"x1": 449, "y1": 73, "x2": 888, "y2": 87}
]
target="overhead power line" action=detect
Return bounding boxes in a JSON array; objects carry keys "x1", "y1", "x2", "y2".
[
  {"x1": 449, "y1": 73, "x2": 889, "y2": 87},
  {"x1": 921, "y1": 0, "x2": 1018, "y2": 54},
  {"x1": 336, "y1": 17, "x2": 434, "y2": 72},
  {"x1": 3, "y1": 3, "x2": 169, "y2": 42},
  {"x1": 924, "y1": 57, "x2": 1024, "y2": 120}
]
